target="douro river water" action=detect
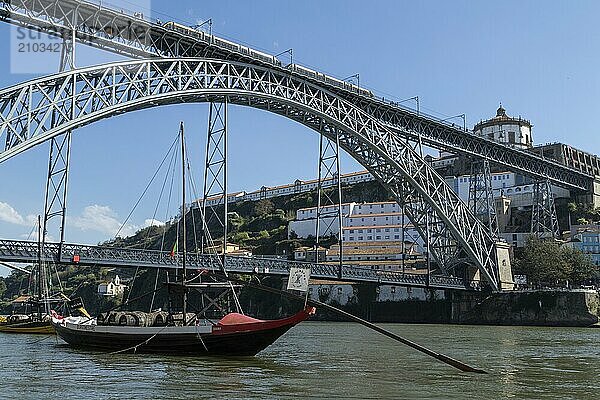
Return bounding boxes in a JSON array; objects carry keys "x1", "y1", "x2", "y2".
[{"x1": 0, "y1": 322, "x2": 598, "y2": 399}]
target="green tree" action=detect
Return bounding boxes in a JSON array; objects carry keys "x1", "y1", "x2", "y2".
[
  {"x1": 562, "y1": 246, "x2": 598, "y2": 285},
  {"x1": 515, "y1": 237, "x2": 567, "y2": 284},
  {"x1": 253, "y1": 199, "x2": 275, "y2": 217},
  {"x1": 232, "y1": 232, "x2": 250, "y2": 242},
  {"x1": 515, "y1": 236, "x2": 598, "y2": 286},
  {"x1": 0, "y1": 279, "x2": 6, "y2": 299},
  {"x1": 567, "y1": 202, "x2": 600, "y2": 224}
]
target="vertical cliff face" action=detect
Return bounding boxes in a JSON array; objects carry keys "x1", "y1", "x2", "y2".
[{"x1": 455, "y1": 290, "x2": 600, "y2": 327}]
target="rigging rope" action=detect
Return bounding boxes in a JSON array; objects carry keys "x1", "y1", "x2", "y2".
[
  {"x1": 123, "y1": 134, "x2": 179, "y2": 304},
  {"x1": 143, "y1": 138, "x2": 179, "y2": 250},
  {"x1": 114, "y1": 135, "x2": 180, "y2": 240},
  {"x1": 107, "y1": 323, "x2": 172, "y2": 355},
  {"x1": 160, "y1": 144, "x2": 178, "y2": 252}
]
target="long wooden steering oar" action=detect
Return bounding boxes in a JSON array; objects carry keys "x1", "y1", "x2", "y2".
[{"x1": 233, "y1": 277, "x2": 487, "y2": 374}]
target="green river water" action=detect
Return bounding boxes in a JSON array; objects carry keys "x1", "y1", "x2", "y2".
[{"x1": 0, "y1": 322, "x2": 598, "y2": 399}]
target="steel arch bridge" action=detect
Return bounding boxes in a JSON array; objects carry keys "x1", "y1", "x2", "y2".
[{"x1": 0, "y1": 57, "x2": 513, "y2": 290}]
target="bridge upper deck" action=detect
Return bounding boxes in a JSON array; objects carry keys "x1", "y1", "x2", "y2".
[{"x1": 0, "y1": 0, "x2": 593, "y2": 191}]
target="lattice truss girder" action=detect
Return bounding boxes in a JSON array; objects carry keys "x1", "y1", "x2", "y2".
[
  {"x1": 0, "y1": 0, "x2": 233, "y2": 59},
  {"x1": 401, "y1": 186, "x2": 462, "y2": 274},
  {"x1": 0, "y1": 0, "x2": 592, "y2": 191},
  {"x1": 0, "y1": 58, "x2": 504, "y2": 289}
]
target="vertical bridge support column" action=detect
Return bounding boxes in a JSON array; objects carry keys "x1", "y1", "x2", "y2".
[
  {"x1": 201, "y1": 100, "x2": 228, "y2": 259},
  {"x1": 315, "y1": 131, "x2": 344, "y2": 279},
  {"x1": 42, "y1": 133, "x2": 72, "y2": 247},
  {"x1": 43, "y1": 26, "x2": 76, "y2": 256},
  {"x1": 531, "y1": 179, "x2": 560, "y2": 239},
  {"x1": 200, "y1": 99, "x2": 242, "y2": 313},
  {"x1": 468, "y1": 159, "x2": 499, "y2": 238}
]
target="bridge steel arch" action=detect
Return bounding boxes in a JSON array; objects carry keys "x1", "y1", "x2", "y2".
[{"x1": 0, "y1": 58, "x2": 512, "y2": 290}]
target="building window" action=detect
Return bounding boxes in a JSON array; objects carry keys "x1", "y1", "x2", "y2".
[
  {"x1": 368, "y1": 236, "x2": 372, "y2": 240},
  {"x1": 394, "y1": 235, "x2": 399, "y2": 239},
  {"x1": 376, "y1": 236, "x2": 381, "y2": 239}
]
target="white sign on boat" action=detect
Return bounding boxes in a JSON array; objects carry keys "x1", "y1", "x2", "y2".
[{"x1": 287, "y1": 267, "x2": 311, "y2": 292}]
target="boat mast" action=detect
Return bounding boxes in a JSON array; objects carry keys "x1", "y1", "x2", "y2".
[
  {"x1": 36, "y1": 215, "x2": 42, "y2": 320},
  {"x1": 180, "y1": 121, "x2": 187, "y2": 325}
]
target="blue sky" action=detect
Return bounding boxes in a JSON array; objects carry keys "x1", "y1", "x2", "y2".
[{"x1": 1, "y1": 0, "x2": 599, "y2": 275}]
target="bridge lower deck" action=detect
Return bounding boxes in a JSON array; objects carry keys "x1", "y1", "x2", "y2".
[{"x1": 0, "y1": 240, "x2": 478, "y2": 291}]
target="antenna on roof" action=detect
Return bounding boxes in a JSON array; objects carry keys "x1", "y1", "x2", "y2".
[
  {"x1": 192, "y1": 18, "x2": 212, "y2": 35},
  {"x1": 275, "y1": 48, "x2": 293, "y2": 65}
]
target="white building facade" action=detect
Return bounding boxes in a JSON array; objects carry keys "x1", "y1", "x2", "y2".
[
  {"x1": 288, "y1": 201, "x2": 425, "y2": 252},
  {"x1": 97, "y1": 275, "x2": 127, "y2": 297},
  {"x1": 449, "y1": 172, "x2": 571, "y2": 207},
  {"x1": 193, "y1": 170, "x2": 374, "y2": 208}
]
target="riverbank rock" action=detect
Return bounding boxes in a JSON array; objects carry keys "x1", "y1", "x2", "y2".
[{"x1": 457, "y1": 290, "x2": 600, "y2": 327}]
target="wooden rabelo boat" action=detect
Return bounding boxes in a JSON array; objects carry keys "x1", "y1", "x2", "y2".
[
  {"x1": 51, "y1": 306, "x2": 314, "y2": 355},
  {"x1": 0, "y1": 313, "x2": 54, "y2": 334},
  {"x1": 51, "y1": 122, "x2": 315, "y2": 355},
  {"x1": 0, "y1": 267, "x2": 56, "y2": 335}
]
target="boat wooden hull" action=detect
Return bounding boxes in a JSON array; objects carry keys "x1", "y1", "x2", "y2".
[
  {"x1": 0, "y1": 321, "x2": 54, "y2": 334},
  {"x1": 53, "y1": 307, "x2": 315, "y2": 356}
]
